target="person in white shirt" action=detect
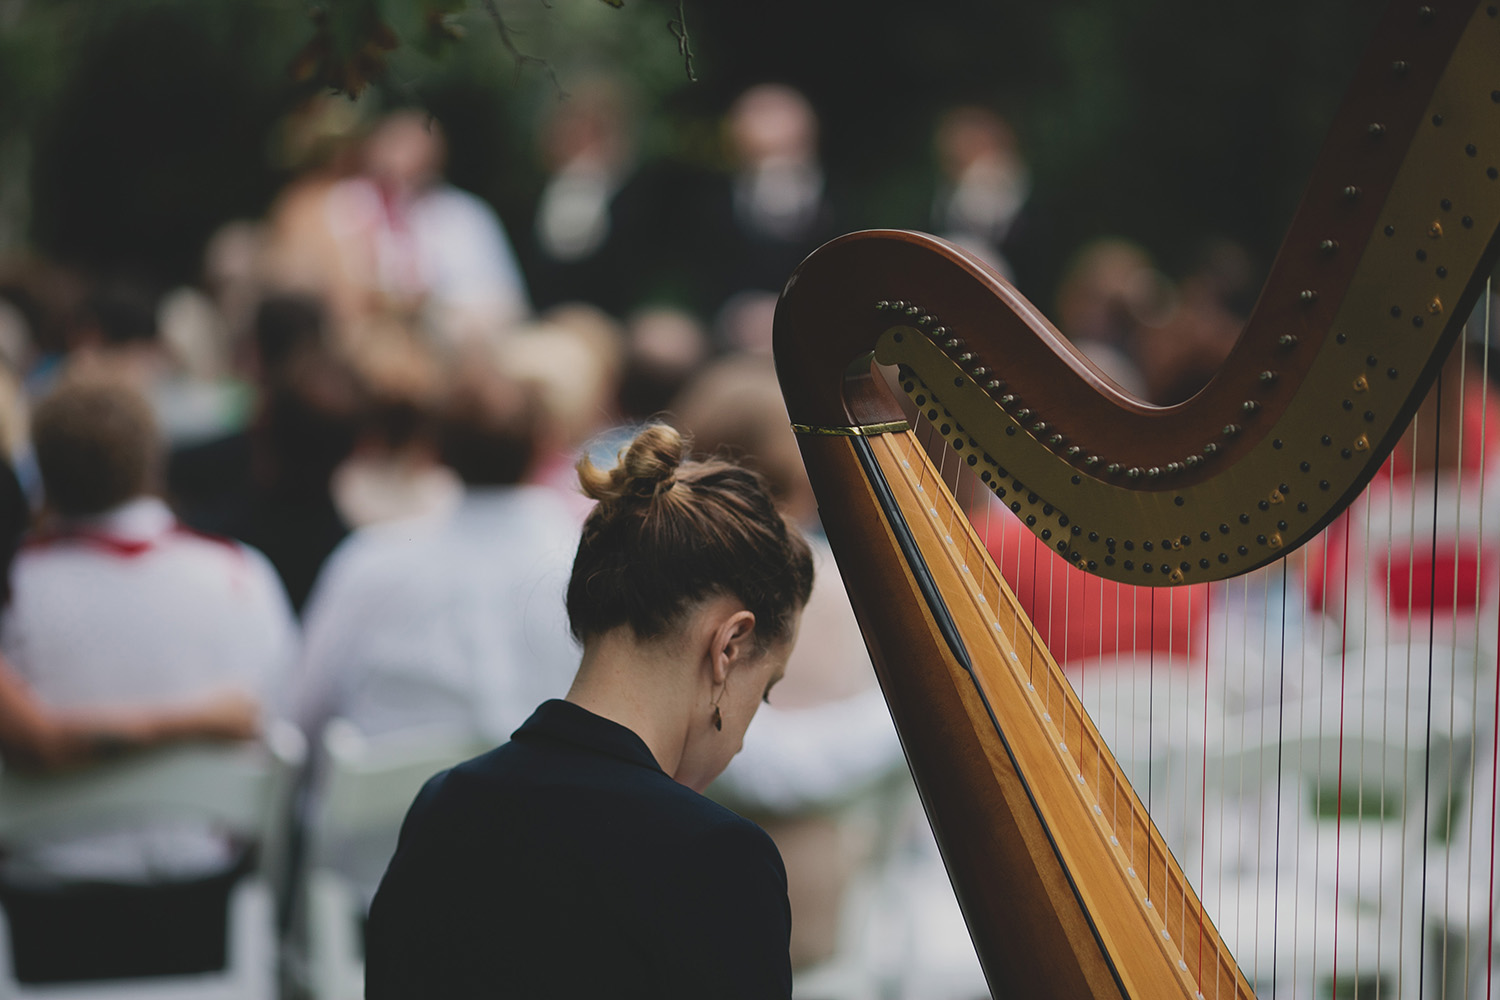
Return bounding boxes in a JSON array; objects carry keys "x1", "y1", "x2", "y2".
[
  {"x1": 295, "y1": 362, "x2": 580, "y2": 901},
  {"x1": 297, "y1": 362, "x2": 579, "y2": 746},
  {"x1": 0, "y1": 375, "x2": 297, "y2": 880},
  {"x1": 324, "y1": 110, "x2": 531, "y2": 347}
]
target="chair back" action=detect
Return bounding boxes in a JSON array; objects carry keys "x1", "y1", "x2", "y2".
[
  {"x1": 0, "y1": 724, "x2": 305, "y2": 1000},
  {"x1": 0, "y1": 722, "x2": 305, "y2": 873},
  {"x1": 299, "y1": 721, "x2": 492, "y2": 1000},
  {"x1": 313, "y1": 719, "x2": 492, "y2": 848}
]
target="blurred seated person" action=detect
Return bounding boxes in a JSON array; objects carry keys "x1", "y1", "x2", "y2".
[
  {"x1": 499, "y1": 306, "x2": 626, "y2": 509},
  {"x1": 528, "y1": 78, "x2": 639, "y2": 314},
  {"x1": 64, "y1": 278, "x2": 247, "y2": 448},
  {"x1": 325, "y1": 110, "x2": 531, "y2": 347},
  {"x1": 170, "y1": 295, "x2": 365, "y2": 613},
  {"x1": 298, "y1": 359, "x2": 579, "y2": 745},
  {"x1": 1134, "y1": 240, "x2": 1256, "y2": 405},
  {"x1": 296, "y1": 362, "x2": 580, "y2": 899},
  {"x1": 0, "y1": 458, "x2": 257, "y2": 771},
  {"x1": 930, "y1": 107, "x2": 1033, "y2": 286},
  {"x1": 0, "y1": 377, "x2": 295, "y2": 980},
  {"x1": 330, "y1": 317, "x2": 460, "y2": 527},
  {"x1": 616, "y1": 307, "x2": 711, "y2": 424},
  {"x1": 1, "y1": 376, "x2": 296, "y2": 881}
]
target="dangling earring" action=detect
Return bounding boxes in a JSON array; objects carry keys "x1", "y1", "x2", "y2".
[{"x1": 711, "y1": 704, "x2": 723, "y2": 731}]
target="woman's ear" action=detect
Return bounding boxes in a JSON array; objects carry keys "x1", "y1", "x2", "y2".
[{"x1": 709, "y1": 609, "x2": 758, "y2": 685}]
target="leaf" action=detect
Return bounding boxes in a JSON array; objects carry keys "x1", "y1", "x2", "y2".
[{"x1": 290, "y1": 4, "x2": 401, "y2": 98}]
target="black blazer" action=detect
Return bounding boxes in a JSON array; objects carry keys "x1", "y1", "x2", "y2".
[{"x1": 365, "y1": 699, "x2": 792, "y2": 999}]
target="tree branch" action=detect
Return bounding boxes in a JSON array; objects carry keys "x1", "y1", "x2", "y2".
[
  {"x1": 667, "y1": 0, "x2": 697, "y2": 83},
  {"x1": 478, "y1": 0, "x2": 567, "y2": 96}
]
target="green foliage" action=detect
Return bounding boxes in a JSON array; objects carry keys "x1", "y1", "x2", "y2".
[{"x1": 0, "y1": 0, "x2": 1397, "y2": 297}]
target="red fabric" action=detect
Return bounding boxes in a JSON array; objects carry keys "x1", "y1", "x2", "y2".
[
  {"x1": 1301, "y1": 508, "x2": 1497, "y2": 617},
  {"x1": 22, "y1": 524, "x2": 239, "y2": 561},
  {"x1": 22, "y1": 529, "x2": 154, "y2": 559},
  {"x1": 1380, "y1": 373, "x2": 1500, "y2": 482},
  {"x1": 982, "y1": 508, "x2": 1207, "y2": 664},
  {"x1": 1380, "y1": 549, "x2": 1489, "y2": 613}
]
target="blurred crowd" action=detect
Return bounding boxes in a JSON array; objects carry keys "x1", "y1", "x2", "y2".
[{"x1": 0, "y1": 75, "x2": 1494, "y2": 999}]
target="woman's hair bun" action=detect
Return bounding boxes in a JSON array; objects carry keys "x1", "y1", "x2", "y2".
[
  {"x1": 568, "y1": 420, "x2": 814, "y2": 645},
  {"x1": 578, "y1": 423, "x2": 687, "y2": 508}
]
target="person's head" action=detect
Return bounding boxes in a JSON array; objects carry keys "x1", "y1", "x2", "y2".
[
  {"x1": 670, "y1": 354, "x2": 815, "y2": 525},
  {"x1": 727, "y1": 84, "x2": 818, "y2": 168},
  {"x1": 538, "y1": 77, "x2": 635, "y2": 173},
  {"x1": 79, "y1": 279, "x2": 159, "y2": 349},
  {"x1": 568, "y1": 424, "x2": 814, "y2": 787},
  {"x1": 1055, "y1": 238, "x2": 1168, "y2": 347},
  {"x1": 618, "y1": 307, "x2": 710, "y2": 421},
  {"x1": 437, "y1": 362, "x2": 539, "y2": 487},
  {"x1": 500, "y1": 308, "x2": 625, "y2": 453},
  {"x1": 364, "y1": 110, "x2": 446, "y2": 196},
  {"x1": 342, "y1": 318, "x2": 442, "y2": 455},
  {"x1": 33, "y1": 376, "x2": 160, "y2": 517},
  {"x1": 934, "y1": 106, "x2": 1020, "y2": 181}
]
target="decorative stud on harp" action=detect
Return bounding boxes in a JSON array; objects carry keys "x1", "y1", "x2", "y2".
[{"x1": 772, "y1": 1, "x2": 1500, "y2": 998}]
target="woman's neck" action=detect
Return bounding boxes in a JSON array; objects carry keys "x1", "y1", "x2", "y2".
[{"x1": 566, "y1": 628, "x2": 697, "y2": 777}]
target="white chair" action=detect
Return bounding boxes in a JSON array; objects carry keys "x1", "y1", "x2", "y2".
[
  {"x1": 300, "y1": 720, "x2": 493, "y2": 1000},
  {"x1": 1195, "y1": 689, "x2": 1471, "y2": 1000},
  {"x1": 1424, "y1": 664, "x2": 1500, "y2": 1000},
  {"x1": 792, "y1": 774, "x2": 991, "y2": 1000},
  {"x1": 0, "y1": 722, "x2": 305, "y2": 1000}
]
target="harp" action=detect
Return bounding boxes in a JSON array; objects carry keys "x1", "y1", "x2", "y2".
[{"x1": 773, "y1": 2, "x2": 1500, "y2": 998}]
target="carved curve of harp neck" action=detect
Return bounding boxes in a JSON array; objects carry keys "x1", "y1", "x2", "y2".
[{"x1": 774, "y1": 0, "x2": 1500, "y2": 586}]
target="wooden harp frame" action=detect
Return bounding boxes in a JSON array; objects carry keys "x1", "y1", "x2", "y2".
[{"x1": 772, "y1": 2, "x2": 1500, "y2": 998}]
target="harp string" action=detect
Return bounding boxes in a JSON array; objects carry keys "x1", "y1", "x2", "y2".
[
  {"x1": 890, "y1": 269, "x2": 1499, "y2": 998},
  {"x1": 1480, "y1": 278, "x2": 1493, "y2": 1000},
  {"x1": 900, "y1": 403, "x2": 1240, "y2": 996},
  {"x1": 885, "y1": 419, "x2": 1245, "y2": 996}
]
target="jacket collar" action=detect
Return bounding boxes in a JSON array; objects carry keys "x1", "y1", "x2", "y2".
[{"x1": 513, "y1": 699, "x2": 666, "y2": 775}]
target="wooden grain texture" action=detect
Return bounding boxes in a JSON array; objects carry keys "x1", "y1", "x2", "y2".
[{"x1": 796, "y1": 431, "x2": 1125, "y2": 1000}]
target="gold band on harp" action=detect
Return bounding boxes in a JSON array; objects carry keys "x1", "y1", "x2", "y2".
[{"x1": 791, "y1": 420, "x2": 911, "y2": 437}]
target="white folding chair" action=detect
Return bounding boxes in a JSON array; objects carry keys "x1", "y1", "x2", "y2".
[
  {"x1": 1196, "y1": 689, "x2": 1471, "y2": 1000},
  {"x1": 790, "y1": 773, "x2": 991, "y2": 1000},
  {"x1": 300, "y1": 720, "x2": 493, "y2": 1000},
  {"x1": 0, "y1": 722, "x2": 305, "y2": 1000}
]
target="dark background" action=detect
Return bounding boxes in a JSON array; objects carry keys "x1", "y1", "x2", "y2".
[{"x1": 1, "y1": 0, "x2": 1384, "y2": 311}]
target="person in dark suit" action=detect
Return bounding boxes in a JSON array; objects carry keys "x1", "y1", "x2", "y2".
[{"x1": 365, "y1": 423, "x2": 815, "y2": 999}]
